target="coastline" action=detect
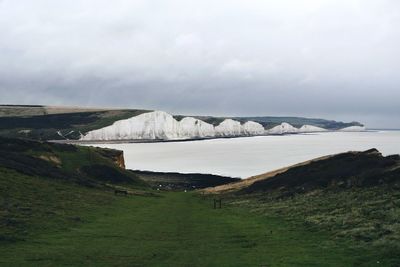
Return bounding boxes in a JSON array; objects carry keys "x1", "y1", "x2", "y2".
[{"x1": 48, "y1": 131, "x2": 348, "y2": 145}]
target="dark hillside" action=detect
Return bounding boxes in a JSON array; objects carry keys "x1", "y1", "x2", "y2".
[
  {"x1": 243, "y1": 149, "x2": 400, "y2": 195},
  {"x1": 0, "y1": 137, "x2": 146, "y2": 186}
]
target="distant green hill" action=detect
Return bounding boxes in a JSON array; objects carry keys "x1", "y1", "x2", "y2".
[
  {"x1": 175, "y1": 115, "x2": 363, "y2": 129},
  {"x1": 235, "y1": 116, "x2": 363, "y2": 129},
  {"x1": 0, "y1": 105, "x2": 149, "y2": 140}
]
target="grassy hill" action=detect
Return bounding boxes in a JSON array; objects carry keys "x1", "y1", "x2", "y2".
[
  {"x1": 0, "y1": 137, "x2": 148, "y2": 243},
  {"x1": 204, "y1": 149, "x2": 400, "y2": 266},
  {"x1": 0, "y1": 104, "x2": 363, "y2": 141}
]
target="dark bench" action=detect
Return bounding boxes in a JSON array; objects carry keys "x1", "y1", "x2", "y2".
[{"x1": 114, "y1": 189, "x2": 128, "y2": 195}]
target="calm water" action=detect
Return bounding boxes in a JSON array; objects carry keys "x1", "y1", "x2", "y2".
[{"x1": 90, "y1": 131, "x2": 400, "y2": 178}]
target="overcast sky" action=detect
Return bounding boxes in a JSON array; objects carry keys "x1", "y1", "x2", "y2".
[{"x1": 0, "y1": 0, "x2": 399, "y2": 128}]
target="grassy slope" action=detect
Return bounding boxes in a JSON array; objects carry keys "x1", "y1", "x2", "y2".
[
  {"x1": 0, "y1": 138, "x2": 147, "y2": 243},
  {"x1": 226, "y1": 187, "x2": 400, "y2": 267},
  {"x1": 0, "y1": 192, "x2": 382, "y2": 267},
  {"x1": 204, "y1": 149, "x2": 400, "y2": 266},
  {"x1": 233, "y1": 187, "x2": 400, "y2": 247},
  {"x1": 0, "y1": 167, "x2": 115, "y2": 243}
]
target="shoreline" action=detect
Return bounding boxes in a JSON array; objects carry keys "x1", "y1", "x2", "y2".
[{"x1": 48, "y1": 130, "x2": 355, "y2": 145}]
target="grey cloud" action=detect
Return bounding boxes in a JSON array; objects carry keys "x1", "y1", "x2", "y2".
[{"x1": 0, "y1": 0, "x2": 400, "y2": 128}]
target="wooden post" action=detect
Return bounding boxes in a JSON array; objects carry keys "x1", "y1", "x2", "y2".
[{"x1": 213, "y1": 199, "x2": 222, "y2": 209}]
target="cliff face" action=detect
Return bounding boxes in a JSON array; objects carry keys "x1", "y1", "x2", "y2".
[
  {"x1": 298, "y1": 125, "x2": 327, "y2": 133},
  {"x1": 215, "y1": 119, "x2": 243, "y2": 137},
  {"x1": 81, "y1": 111, "x2": 268, "y2": 141},
  {"x1": 242, "y1": 121, "x2": 265, "y2": 135},
  {"x1": 80, "y1": 110, "x2": 365, "y2": 141},
  {"x1": 96, "y1": 148, "x2": 126, "y2": 169},
  {"x1": 340, "y1": 126, "x2": 367, "y2": 132},
  {"x1": 267, "y1": 122, "x2": 299, "y2": 134},
  {"x1": 178, "y1": 117, "x2": 215, "y2": 138},
  {"x1": 114, "y1": 151, "x2": 126, "y2": 169}
]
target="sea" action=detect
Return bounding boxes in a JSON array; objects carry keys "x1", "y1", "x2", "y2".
[{"x1": 88, "y1": 131, "x2": 400, "y2": 178}]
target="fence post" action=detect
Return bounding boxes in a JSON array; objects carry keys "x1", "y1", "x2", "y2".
[{"x1": 213, "y1": 199, "x2": 222, "y2": 209}]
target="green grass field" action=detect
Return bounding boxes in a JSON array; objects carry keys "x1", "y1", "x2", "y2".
[{"x1": 0, "y1": 191, "x2": 387, "y2": 267}]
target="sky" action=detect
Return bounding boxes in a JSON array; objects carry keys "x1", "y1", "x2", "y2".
[{"x1": 0, "y1": 0, "x2": 399, "y2": 128}]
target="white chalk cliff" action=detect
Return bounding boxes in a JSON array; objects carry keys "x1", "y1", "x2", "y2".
[
  {"x1": 340, "y1": 126, "x2": 366, "y2": 132},
  {"x1": 81, "y1": 111, "x2": 268, "y2": 141},
  {"x1": 178, "y1": 117, "x2": 215, "y2": 138},
  {"x1": 81, "y1": 111, "x2": 181, "y2": 140},
  {"x1": 215, "y1": 119, "x2": 243, "y2": 137},
  {"x1": 242, "y1": 121, "x2": 265, "y2": 135},
  {"x1": 80, "y1": 110, "x2": 363, "y2": 141},
  {"x1": 266, "y1": 122, "x2": 299, "y2": 135},
  {"x1": 298, "y1": 125, "x2": 327, "y2": 133}
]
